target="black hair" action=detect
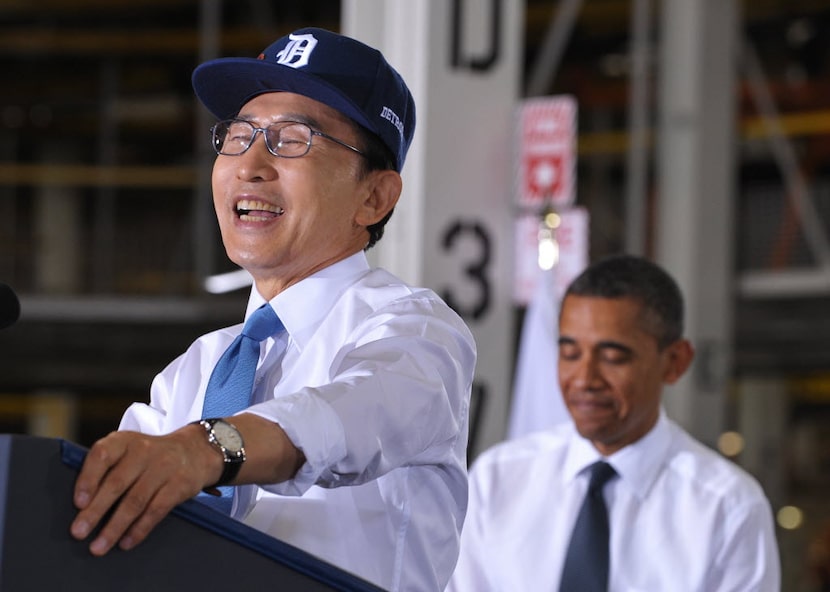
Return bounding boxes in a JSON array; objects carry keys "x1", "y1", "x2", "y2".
[{"x1": 564, "y1": 254, "x2": 685, "y2": 349}]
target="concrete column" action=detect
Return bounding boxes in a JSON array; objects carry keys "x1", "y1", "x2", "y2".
[
  {"x1": 343, "y1": 0, "x2": 521, "y2": 456},
  {"x1": 655, "y1": 0, "x2": 739, "y2": 447},
  {"x1": 736, "y1": 376, "x2": 786, "y2": 507},
  {"x1": 28, "y1": 390, "x2": 78, "y2": 441},
  {"x1": 34, "y1": 145, "x2": 82, "y2": 294}
]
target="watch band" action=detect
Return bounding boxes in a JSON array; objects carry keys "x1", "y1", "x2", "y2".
[{"x1": 215, "y1": 454, "x2": 243, "y2": 488}]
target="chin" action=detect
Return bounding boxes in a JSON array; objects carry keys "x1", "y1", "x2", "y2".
[
  {"x1": 225, "y1": 245, "x2": 266, "y2": 268},
  {"x1": 574, "y1": 421, "x2": 613, "y2": 443}
]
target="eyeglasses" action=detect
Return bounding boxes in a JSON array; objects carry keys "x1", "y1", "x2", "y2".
[{"x1": 210, "y1": 119, "x2": 365, "y2": 159}]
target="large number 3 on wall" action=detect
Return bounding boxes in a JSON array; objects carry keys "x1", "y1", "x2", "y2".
[{"x1": 440, "y1": 219, "x2": 492, "y2": 321}]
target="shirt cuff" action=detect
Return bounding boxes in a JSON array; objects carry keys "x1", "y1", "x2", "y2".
[{"x1": 242, "y1": 390, "x2": 347, "y2": 495}]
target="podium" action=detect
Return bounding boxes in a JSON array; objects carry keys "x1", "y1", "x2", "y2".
[{"x1": 0, "y1": 434, "x2": 384, "y2": 591}]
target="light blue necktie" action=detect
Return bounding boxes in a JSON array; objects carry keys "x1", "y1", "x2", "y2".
[
  {"x1": 559, "y1": 461, "x2": 617, "y2": 592},
  {"x1": 198, "y1": 303, "x2": 283, "y2": 513}
]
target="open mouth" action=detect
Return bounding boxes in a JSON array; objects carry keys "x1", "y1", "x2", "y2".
[{"x1": 235, "y1": 199, "x2": 284, "y2": 221}]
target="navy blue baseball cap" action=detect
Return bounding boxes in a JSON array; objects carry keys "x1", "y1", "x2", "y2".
[{"x1": 192, "y1": 27, "x2": 416, "y2": 172}]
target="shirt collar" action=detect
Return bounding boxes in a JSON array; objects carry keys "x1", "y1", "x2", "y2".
[
  {"x1": 563, "y1": 408, "x2": 672, "y2": 500},
  {"x1": 244, "y1": 252, "x2": 371, "y2": 349},
  {"x1": 609, "y1": 409, "x2": 672, "y2": 500},
  {"x1": 563, "y1": 423, "x2": 605, "y2": 484}
]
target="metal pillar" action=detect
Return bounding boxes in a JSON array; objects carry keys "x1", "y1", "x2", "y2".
[
  {"x1": 624, "y1": 0, "x2": 653, "y2": 256},
  {"x1": 194, "y1": 0, "x2": 222, "y2": 285}
]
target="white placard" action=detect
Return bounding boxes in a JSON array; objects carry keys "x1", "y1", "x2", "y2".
[{"x1": 514, "y1": 207, "x2": 590, "y2": 305}]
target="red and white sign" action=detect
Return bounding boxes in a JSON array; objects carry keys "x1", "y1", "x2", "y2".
[
  {"x1": 515, "y1": 95, "x2": 577, "y2": 208},
  {"x1": 513, "y1": 207, "x2": 589, "y2": 305}
]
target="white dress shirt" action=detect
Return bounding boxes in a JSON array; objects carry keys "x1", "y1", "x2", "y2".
[
  {"x1": 448, "y1": 411, "x2": 780, "y2": 592},
  {"x1": 119, "y1": 252, "x2": 477, "y2": 592}
]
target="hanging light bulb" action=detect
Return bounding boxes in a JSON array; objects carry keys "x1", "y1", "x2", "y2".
[{"x1": 537, "y1": 208, "x2": 561, "y2": 270}]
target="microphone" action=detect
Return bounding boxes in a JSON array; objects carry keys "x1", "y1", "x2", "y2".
[{"x1": 0, "y1": 283, "x2": 20, "y2": 329}]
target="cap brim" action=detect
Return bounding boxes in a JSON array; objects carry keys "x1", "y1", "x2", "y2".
[{"x1": 192, "y1": 57, "x2": 377, "y2": 136}]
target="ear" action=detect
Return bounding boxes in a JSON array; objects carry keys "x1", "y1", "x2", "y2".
[
  {"x1": 354, "y1": 170, "x2": 402, "y2": 227},
  {"x1": 662, "y1": 339, "x2": 695, "y2": 385}
]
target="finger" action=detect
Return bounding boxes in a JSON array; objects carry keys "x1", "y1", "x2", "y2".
[
  {"x1": 71, "y1": 457, "x2": 144, "y2": 547},
  {"x1": 116, "y1": 443, "x2": 210, "y2": 551},
  {"x1": 71, "y1": 434, "x2": 155, "y2": 546},
  {"x1": 88, "y1": 444, "x2": 202, "y2": 555},
  {"x1": 73, "y1": 433, "x2": 127, "y2": 510},
  {"x1": 117, "y1": 481, "x2": 192, "y2": 551},
  {"x1": 87, "y1": 476, "x2": 164, "y2": 556}
]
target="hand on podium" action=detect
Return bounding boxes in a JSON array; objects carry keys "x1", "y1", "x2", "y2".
[{"x1": 70, "y1": 413, "x2": 302, "y2": 556}]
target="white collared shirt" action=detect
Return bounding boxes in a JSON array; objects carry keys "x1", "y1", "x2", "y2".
[
  {"x1": 120, "y1": 252, "x2": 477, "y2": 592},
  {"x1": 448, "y1": 412, "x2": 780, "y2": 592}
]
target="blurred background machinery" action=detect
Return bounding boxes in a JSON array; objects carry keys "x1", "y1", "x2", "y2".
[{"x1": 1, "y1": 1, "x2": 829, "y2": 588}]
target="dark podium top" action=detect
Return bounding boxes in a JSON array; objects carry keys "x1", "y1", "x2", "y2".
[{"x1": 0, "y1": 434, "x2": 385, "y2": 591}]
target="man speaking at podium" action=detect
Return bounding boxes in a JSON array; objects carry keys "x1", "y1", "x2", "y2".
[{"x1": 69, "y1": 28, "x2": 476, "y2": 592}]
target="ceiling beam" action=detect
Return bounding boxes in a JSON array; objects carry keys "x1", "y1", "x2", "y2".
[{"x1": 0, "y1": 24, "x2": 337, "y2": 56}]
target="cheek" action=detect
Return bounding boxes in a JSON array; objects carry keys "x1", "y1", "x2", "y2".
[
  {"x1": 613, "y1": 373, "x2": 658, "y2": 416},
  {"x1": 314, "y1": 183, "x2": 364, "y2": 225},
  {"x1": 556, "y1": 360, "x2": 576, "y2": 387},
  {"x1": 211, "y1": 163, "x2": 230, "y2": 204},
  {"x1": 605, "y1": 371, "x2": 640, "y2": 409}
]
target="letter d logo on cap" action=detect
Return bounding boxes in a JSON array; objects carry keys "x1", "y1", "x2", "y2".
[{"x1": 275, "y1": 33, "x2": 318, "y2": 68}]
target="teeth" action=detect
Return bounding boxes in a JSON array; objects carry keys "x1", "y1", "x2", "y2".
[
  {"x1": 236, "y1": 199, "x2": 283, "y2": 214},
  {"x1": 239, "y1": 213, "x2": 276, "y2": 221}
]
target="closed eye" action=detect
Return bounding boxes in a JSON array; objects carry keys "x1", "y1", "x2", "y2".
[{"x1": 597, "y1": 344, "x2": 633, "y2": 364}]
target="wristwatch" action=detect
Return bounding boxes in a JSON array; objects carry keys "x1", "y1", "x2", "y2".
[{"x1": 193, "y1": 418, "x2": 246, "y2": 488}]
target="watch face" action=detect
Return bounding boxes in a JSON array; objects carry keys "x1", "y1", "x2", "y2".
[{"x1": 213, "y1": 420, "x2": 244, "y2": 453}]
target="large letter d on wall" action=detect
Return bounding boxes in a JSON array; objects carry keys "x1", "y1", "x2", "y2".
[{"x1": 450, "y1": 0, "x2": 502, "y2": 72}]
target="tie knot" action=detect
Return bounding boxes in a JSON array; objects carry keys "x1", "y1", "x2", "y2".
[
  {"x1": 241, "y1": 304, "x2": 283, "y2": 342},
  {"x1": 587, "y1": 461, "x2": 616, "y2": 493}
]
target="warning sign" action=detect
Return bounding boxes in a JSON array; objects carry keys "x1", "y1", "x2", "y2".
[{"x1": 516, "y1": 95, "x2": 577, "y2": 208}]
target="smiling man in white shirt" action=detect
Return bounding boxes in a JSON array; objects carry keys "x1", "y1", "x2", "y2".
[
  {"x1": 448, "y1": 254, "x2": 779, "y2": 592},
  {"x1": 69, "y1": 28, "x2": 476, "y2": 592}
]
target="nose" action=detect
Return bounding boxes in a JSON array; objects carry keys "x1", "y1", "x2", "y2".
[
  {"x1": 234, "y1": 131, "x2": 278, "y2": 181},
  {"x1": 563, "y1": 353, "x2": 603, "y2": 390}
]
